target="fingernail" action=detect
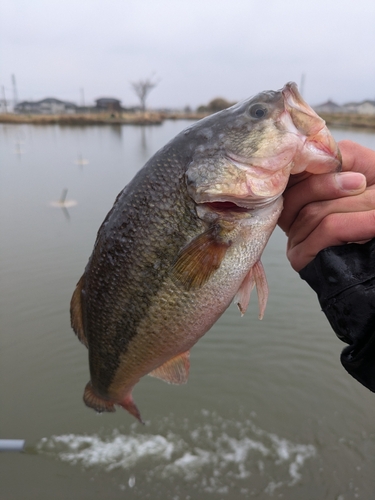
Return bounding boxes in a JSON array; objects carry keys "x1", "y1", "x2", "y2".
[{"x1": 335, "y1": 172, "x2": 366, "y2": 191}]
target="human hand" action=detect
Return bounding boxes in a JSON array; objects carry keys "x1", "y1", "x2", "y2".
[{"x1": 278, "y1": 140, "x2": 375, "y2": 271}]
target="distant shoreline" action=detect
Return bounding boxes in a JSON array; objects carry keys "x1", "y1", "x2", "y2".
[
  {"x1": 0, "y1": 111, "x2": 375, "y2": 129},
  {"x1": 317, "y1": 113, "x2": 375, "y2": 130},
  {"x1": 0, "y1": 111, "x2": 208, "y2": 126}
]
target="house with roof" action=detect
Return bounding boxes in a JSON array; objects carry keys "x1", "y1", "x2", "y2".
[
  {"x1": 343, "y1": 100, "x2": 375, "y2": 115},
  {"x1": 313, "y1": 100, "x2": 343, "y2": 113},
  {"x1": 15, "y1": 98, "x2": 77, "y2": 114},
  {"x1": 94, "y1": 97, "x2": 122, "y2": 112}
]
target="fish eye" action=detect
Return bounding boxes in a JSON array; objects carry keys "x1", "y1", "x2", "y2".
[{"x1": 249, "y1": 104, "x2": 267, "y2": 119}]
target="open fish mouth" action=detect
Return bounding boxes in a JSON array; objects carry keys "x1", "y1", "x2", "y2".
[
  {"x1": 201, "y1": 195, "x2": 281, "y2": 214},
  {"x1": 281, "y1": 82, "x2": 341, "y2": 174},
  {"x1": 205, "y1": 201, "x2": 251, "y2": 213}
]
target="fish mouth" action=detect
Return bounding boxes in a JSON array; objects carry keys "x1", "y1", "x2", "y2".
[
  {"x1": 204, "y1": 201, "x2": 251, "y2": 213},
  {"x1": 200, "y1": 195, "x2": 281, "y2": 215},
  {"x1": 281, "y1": 82, "x2": 342, "y2": 174}
]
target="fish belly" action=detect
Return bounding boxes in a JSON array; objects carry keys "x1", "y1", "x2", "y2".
[{"x1": 106, "y1": 217, "x2": 275, "y2": 400}]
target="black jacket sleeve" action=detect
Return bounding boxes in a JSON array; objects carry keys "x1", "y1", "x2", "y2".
[{"x1": 299, "y1": 238, "x2": 375, "y2": 392}]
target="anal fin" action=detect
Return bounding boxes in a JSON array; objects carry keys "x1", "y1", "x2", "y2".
[
  {"x1": 148, "y1": 351, "x2": 190, "y2": 385},
  {"x1": 120, "y1": 392, "x2": 144, "y2": 425}
]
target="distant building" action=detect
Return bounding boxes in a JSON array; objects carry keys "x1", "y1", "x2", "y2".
[
  {"x1": 15, "y1": 98, "x2": 77, "y2": 114},
  {"x1": 95, "y1": 97, "x2": 122, "y2": 112},
  {"x1": 314, "y1": 99, "x2": 375, "y2": 116},
  {"x1": 314, "y1": 100, "x2": 343, "y2": 113},
  {"x1": 343, "y1": 100, "x2": 375, "y2": 115}
]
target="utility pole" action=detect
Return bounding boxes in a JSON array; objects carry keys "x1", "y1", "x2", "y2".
[
  {"x1": 300, "y1": 73, "x2": 306, "y2": 98},
  {"x1": 80, "y1": 87, "x2": 85, "y2": 107},
  {"x1": 1, "y1": 86, "x2": 8, "y2": 113},
  {"x1": 11, "y1": 74, "x2": 18, "y2": 107}
]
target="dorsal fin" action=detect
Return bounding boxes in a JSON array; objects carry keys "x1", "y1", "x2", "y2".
[
  {"x1": 172, "y1": 224, "x2": 232, "y2": 290},
  {"x1": 70, "y1": 275, "x2": 88, "y2": 347},
  {"x1": 148, "y1": 351, "x2": 190, "y2": 385}
]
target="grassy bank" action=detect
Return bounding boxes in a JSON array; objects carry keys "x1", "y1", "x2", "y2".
[
  {"x1": 318, "y1": 113, "x2": 375, "y2": 130},
  {"x1": 1, "y1": 111, "x2": 375, "y2": 129},
  {"x1": 0, "y1": 112, "x2": 165, "y2": 125},
  {"x1": 0, "y1": 111, "x2": 207, "y2": 126}
]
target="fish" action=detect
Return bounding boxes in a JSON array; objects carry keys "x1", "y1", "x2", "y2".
[{"x1": 70, "y1": 82, "x2": 341, "y2": 423}]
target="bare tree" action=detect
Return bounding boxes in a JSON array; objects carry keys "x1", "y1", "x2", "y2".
[{"x1": 131, "y1": 76, "x2": 159, "y2": 112}]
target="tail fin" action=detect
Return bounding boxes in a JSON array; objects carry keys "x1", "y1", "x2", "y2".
[
  {"x1": 83, "y1": 381, "x2": 116, "y2": 413},
  {"x1": 83, "y1": 382, "x2": 144, "y2": 424}
]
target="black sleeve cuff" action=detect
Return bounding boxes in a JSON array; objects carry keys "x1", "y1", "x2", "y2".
[{"x1": 299, "y1": 239, "x2": 375, "y2": 392}]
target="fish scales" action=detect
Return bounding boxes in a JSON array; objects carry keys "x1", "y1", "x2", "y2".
[
  {"x1": 71, "y1": 82, "x2": 341, "y2": 421},
  {"x1": 83, "y1": 147, "x2": 205, "y2": 391}
]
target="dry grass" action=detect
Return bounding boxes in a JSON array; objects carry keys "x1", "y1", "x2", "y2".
[
  {"x1": 0, "y1": 112, "x2": 165, "y2": 125},
  {"x1": 318, "y1": 113, "x2": 375, "y2": 130},
  {"x1": 1, "y1": 111, "x2": 375, "y2": 129}
]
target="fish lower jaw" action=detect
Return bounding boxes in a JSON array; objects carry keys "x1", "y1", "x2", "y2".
[
  {"x1": 278, "y1": 108, "x2": 341, "y2": 174},
  {"x1": 290, "y1": 142, "x2": 342, "y2": 175}
]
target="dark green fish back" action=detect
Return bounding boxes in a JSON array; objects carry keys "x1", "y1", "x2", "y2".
[{"x1": 81, "y1": 141, "x2": 204, "y2": 393}]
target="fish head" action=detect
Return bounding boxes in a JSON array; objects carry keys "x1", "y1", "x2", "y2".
[{"x1": 186, "y1": 82, "x2": 341, "y2": 212}]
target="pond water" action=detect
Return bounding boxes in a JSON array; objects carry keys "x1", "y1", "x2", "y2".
[{"x1": 1, "y1": 120, "x2": 375, "y2": 499}]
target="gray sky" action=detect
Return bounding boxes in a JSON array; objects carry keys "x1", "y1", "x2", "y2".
[{"x1": 1, "y1": 0, "x2": 374, "y2": 109}]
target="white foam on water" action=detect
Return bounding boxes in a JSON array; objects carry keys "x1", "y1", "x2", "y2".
[
  {"x1": 36, "y1": 411, "x2": 316, "y2": 495},
  {"x1": 38, "y1": 430, "x2": 183, "y2": 471}
]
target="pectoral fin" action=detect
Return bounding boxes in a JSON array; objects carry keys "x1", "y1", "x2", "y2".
[
  {"x1": 235, "y1": 260, "x2": 269, "y2": 319},
  {"x1": 148, "y1": 351, "x2": 190, "y2": 384},
  {"x1": 172, "y1": 224, "x2": 232, "y2": 289},
  {"x1": 70, "y1": 275, "x2": 88, "y2": 347}
]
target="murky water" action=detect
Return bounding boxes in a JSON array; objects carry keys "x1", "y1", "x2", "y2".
[{"x1": 1, "y1": 121, "x2": 375, "y2": 499}]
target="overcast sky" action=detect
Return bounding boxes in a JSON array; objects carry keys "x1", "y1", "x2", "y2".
[{"x1": 1, "y1": 0, "x2": 374, "y2": 109}]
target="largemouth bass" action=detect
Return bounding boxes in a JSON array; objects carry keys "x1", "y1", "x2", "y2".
[{"x1": 71, "y1": 82, "x2": 341, "y2": 422}]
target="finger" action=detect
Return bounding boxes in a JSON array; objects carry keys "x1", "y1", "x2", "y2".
[
  {"x1": 339, "y1": 140, "x2": 375, "y2": 183},
  {"x1": 287, "y1": 210, "x2": 375, "y2": 271},
  {"x1": 285, "y1": 171, "x2": 312, "y2": 189},
  {"x1": 279, "y1": 171, "x2": 366, "y2": 234},
  {"x1": 287, "y1": 187, "x2": 375, "y2": 249}
]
